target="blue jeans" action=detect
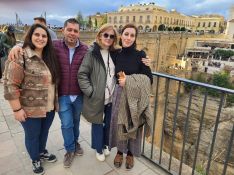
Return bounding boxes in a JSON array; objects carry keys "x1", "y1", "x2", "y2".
[
  {"x1": 58, "y1": 95, "x2": 83, "y2": 152},
  {"x1": 21, "y1": 111, "x2": 55, "y2": 161},
  {"x1": 91, "y1": 103, "x2": 112, "y2": 154}
]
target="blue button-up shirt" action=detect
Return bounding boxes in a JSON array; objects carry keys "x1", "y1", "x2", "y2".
[{"x1": 66, "y1": 41, "x2": 80, "y2": 102}]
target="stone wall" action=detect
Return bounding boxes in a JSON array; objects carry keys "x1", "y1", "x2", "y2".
[{"x1": 16, "y1": 31, "x2": 225, "y2": 73}]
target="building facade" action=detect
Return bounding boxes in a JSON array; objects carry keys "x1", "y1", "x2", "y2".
[
  {"x1": 225, "y1": 6, "x2": 234, "y2": 40},
  {"x1": 194, "y1": 15, "x2": 225, "y2": 34},
  {"x1": 106, "y1": 2, "x2": 225, "y2": 33},
  {"x1": 89, "y1": 13, "x2": 107, "y2": 29}
]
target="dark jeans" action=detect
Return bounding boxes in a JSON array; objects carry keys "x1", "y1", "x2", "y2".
[
  {"x1": 21, "y1": 111, "x2": 55, "y2": 161},
  {"x1": 91, "y1": 103, "x2": 112, "y2": 154}
]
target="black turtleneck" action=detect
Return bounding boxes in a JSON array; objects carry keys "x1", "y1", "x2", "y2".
[{"x1": 115, "y1": 45, "x2": 153, "y2": 84}]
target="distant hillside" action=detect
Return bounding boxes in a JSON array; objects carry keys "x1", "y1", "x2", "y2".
[{"x1": 47, "y1": 19, "x2": 63, "y2": 27}]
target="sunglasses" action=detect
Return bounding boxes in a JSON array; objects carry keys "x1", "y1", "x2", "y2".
[{"x1": 103, "y1": 33, "x2": 115, "y2": 39}]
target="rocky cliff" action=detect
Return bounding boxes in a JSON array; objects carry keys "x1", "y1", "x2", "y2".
[{"x1": 163, "y1": 90, "x2": 234, "y2": 175}]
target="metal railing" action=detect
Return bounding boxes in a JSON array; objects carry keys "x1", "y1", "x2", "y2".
[{"x1": 142, "y1": 72, "x2": 234, "y2": 175}]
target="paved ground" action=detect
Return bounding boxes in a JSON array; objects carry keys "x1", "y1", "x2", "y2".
[{"x1": 0, "y1": 83, "x2": 168, "y2": 175}]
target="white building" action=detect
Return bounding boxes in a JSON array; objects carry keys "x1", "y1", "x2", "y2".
[{"x1": 225, "y1": 6, "x2": 234, "y2": 40}]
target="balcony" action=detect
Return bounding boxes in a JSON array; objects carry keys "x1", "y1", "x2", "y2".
[
  {"x1": 142, "y1": 72, "x2": 234, "y2": 175},
  {"x1": 0, "y1": 82, "x2": 167, "y2": 175},
  {"x1": 0, "y1": 72, "x2": 233, "y2": 175}
]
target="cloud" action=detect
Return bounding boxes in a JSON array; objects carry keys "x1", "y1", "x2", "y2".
[
  {"x1": 0, "y1": 0, "x2": 233, "y2": 25},
  {"x1": 162, "y1": 0, "x2": 234, "y2": 17}
]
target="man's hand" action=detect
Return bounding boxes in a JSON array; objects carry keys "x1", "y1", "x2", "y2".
[
  {"x1": 141, "y1": 56, "x2": 151, "y2": 67},
  {"x1": 8, "y1": 45, "x2": 23, "y2": 61}
]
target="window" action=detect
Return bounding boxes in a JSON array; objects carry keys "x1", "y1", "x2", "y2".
[
  {"x1": 203, "y1": 22, "x2": 205, "y2": 27},
  {"x1": 208, "y1": 22, "x2": 211, "y2": 27},
  {"x1": 214, "y1": 22, "x2": 216, "y2": 27},
  {"x1": 126, "y1": 16, "x2": 129, "y2": 23},
  {"x1": 198, "y1": 22, "x2": 200, "y2": 27},
  {"x1": 108, "y1": 17, "x2": 112, "y2": 23},
  {"x1": 146, "y1": 15, "x2": 150, "y2": 23},
  {"x1": 147, "y1": 15, "x2": 150, "y2": 20},
  {"x1": 114, "y1": 16, "x2": 117, "y2": 23},
  {"x1": 119, "y1": 16, "x2": 123, "y2": 23},
  {"x1": 139, "y1": 16, "x2": 143, "y2": 23},
  {"x1": 133, "y1": 16, "x2": 136, "y2": 22}
]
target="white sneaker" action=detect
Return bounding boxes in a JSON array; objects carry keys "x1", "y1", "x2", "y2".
[
  {"x1": 103, "y1": 147, "x2": 110, "y2": 156},
  {"x1": 96, "y1": 152, "x2": 105, "y2": 161}
]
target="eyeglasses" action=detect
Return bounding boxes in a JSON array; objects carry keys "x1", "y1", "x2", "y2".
[{"x1": 102, "y1": 33, "x2": 115, "y2": 39}]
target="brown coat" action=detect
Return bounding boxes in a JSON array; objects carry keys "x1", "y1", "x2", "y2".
[
  {"x1": 3, "y1": 47, "x2": 58, "y2": 117},
  {"x1": 117, "y1": 74, "x2": 153, "y2": 140}
]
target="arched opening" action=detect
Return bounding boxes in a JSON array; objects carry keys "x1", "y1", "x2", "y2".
[
  {"x1": 158, "y1": 24, "x2": 166, "y2": 31},
  {"x1": 138, "y1": 25, "x2": 143, "y2": 32},
  {"x1": 145, "y1": 25, "x2": 151, "y2": 32},
  {"x1": 165, "y1": 44, "x2": 178, "y2": 67},
  {"x1": 152, "y1": 25, "x2": 157, "y2": 32}
]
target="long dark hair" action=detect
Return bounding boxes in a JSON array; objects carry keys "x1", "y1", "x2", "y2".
[
  {"x1": 119, "y1": 23, "x2": 138, "y2": 49},
  {"x1": 23, "y1": 23, "x2": 60, "y2": 84}
]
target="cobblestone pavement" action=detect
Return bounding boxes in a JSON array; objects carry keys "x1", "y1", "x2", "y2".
[{"x1": 0, "y1": 83, "x2": 167, "y2": 175}]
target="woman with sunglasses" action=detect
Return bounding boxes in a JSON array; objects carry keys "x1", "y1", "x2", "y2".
[
  {"x1": 78, "y1": 24, "x2": 118, "y2": 161},
  {"x1": 109, "y1": 23, "x2": 153, "y2": 170}
]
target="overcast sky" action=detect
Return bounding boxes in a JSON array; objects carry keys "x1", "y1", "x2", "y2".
[{"x1": 0, "y1": 0, "x2": 233, "y2": 25}]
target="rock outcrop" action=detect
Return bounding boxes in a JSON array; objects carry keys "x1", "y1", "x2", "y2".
[{"x1": 162, "y1": 90, "x2": 234, "y2": 175}]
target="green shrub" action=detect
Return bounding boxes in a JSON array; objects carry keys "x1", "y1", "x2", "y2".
[
  {"x1": 195, "y1": 164, "x2": 206, "y2": 175},
  {"x1": 184, "y1": 72, "x2": 234, "y2": 105},
  {"x1": 208, "y1": 72, "x2": 232, "y2": 97},
  {"x1": 214, "y1": 49, "x2": 234, "y2": 60}
]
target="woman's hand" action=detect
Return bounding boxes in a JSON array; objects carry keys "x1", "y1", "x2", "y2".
[
  {"x1": 14, "y1": 109, "x2": 27, "y2": 122},
  {"x1": 118, "y1": 71, "x2": 126, "y2": 87},
  {"x1": 141, "y1": 56, "x2": 151, "y2": 67}
]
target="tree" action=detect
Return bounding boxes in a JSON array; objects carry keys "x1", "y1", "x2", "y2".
[
  {"x1": 207, "y1": 72, "x2": 232, "y2": 97},
  {"x1": 101, "y1": 15, "x2": 107, "y2": 25},
  {"x1": 180, "y1": 27, "x2": 186, "y2": 31},
  {"x1": 86, "y1": 16, "x2": 92, "y2": 29},
  {"x1": 76, "y1": 11, "x2": 84, "y2": 28},
  {"x1": 174, "y1": 26, "x2": 181, "y2": 31},
  {"x1": 214, "y1": 49, "x2": 234, "y2": 60},
  {"x1": 94, "y1": 18, "x2": 97, "y2": 28},
  {"x1": 185, "y1": 72, "x2": 234, "y2": 106},
  {"x1": 158, "y1": 24, "x2": 166, "y2": 31},
  {"x1": 168, "y1": 27, "x2": 173, "y2": 31}
]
